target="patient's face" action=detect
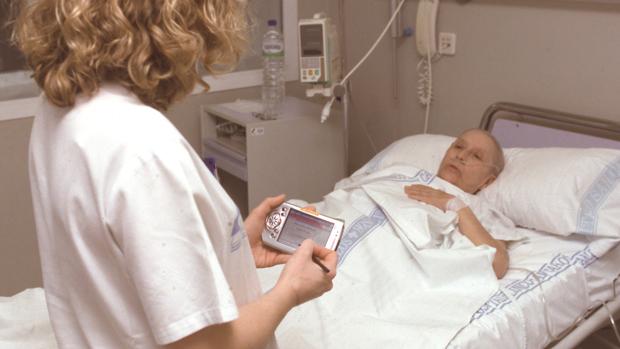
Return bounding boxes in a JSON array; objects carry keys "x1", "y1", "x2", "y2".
[{"x1": 438, "y1": 130, "x2": 500, "y2": 194}]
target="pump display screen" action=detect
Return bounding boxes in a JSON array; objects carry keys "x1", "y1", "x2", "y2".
[
  {"x1": 278, "y1": 209, "x2": 334, "y2": 248},
  {"x1": 300, "y1": 24, "x2": 324, "y2": 57}
]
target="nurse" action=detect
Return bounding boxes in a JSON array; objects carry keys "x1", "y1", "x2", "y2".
[{"x1": 14, "y1": 0, "x2": 337, "y2": 348}]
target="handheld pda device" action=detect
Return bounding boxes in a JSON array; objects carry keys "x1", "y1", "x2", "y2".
[{"x1": 262, "y1": 202, "x2": 344, "y2": 254}]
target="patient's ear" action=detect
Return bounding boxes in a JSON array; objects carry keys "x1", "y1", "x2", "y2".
[{"x1": 477, "y1": 175, "x2": 497, "y2": 192}]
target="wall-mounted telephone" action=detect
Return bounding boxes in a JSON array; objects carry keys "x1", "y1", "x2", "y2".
[
  {"x1": 416, "y1": 0, "x2": 439, "y2": 57},
  {"x1": 416, "y1": 0, "x2": 439, "y2": 133}
]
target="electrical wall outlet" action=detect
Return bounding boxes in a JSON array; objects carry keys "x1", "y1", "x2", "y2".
[{"x1": 438, "y1": 32, "x2": 457, "y2": 56}]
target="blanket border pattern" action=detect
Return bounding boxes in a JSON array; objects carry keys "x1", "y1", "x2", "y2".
[
  {"x1": 576, "y1": 155, "x2": 620, "y2": 235},
  {"x1": 470, "y1": 245, "x2": 598, "y2": 321},
  {"x1": 337, "y1": 207, "x2": 388, "y2": 265}
]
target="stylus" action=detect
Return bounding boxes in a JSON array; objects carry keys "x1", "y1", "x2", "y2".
[{"x1": 312, "y1": 256, "x2": 330, "y2": 273}]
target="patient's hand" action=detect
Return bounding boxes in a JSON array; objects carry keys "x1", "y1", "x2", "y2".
[
  {"x1": 245, "y1": 194, "x2": 291, "y2": 268},
  {"x1": 404, "y1": 184, "x2": 454, "y2": 211}
]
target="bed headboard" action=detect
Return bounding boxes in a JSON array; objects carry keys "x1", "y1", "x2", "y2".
[{"x1": 479, "y1": 102, "x2": 620, "y2": 149}]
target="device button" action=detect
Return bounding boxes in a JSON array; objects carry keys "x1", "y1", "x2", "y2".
[{"x1": 266, "y1": 213, "x2": 281, "y2": 230}]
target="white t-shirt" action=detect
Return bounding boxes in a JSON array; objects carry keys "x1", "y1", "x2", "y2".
[{"x1": 29, "y1": 84, "x2": 275, "y2": 348}]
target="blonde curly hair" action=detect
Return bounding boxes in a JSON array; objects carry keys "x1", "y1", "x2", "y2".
[{"x1": 13, "y1": 0, "x2": 248, "y2": 110}]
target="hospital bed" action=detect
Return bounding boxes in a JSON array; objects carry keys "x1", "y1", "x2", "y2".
[
  {"x1": 2, "y1": 102, "x2": 619, "y2": 349},
  {"x1": 474, "y1": 102, "x2": 620, "y2": 349},
  {"x1": 256, "y1": 102, "x2": 620, "y2": 348},
  {"x1": 457, "y1": 102, "x2": 620, "y2": 348}
]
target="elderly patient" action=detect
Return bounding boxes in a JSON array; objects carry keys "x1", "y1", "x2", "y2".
[{"x1": 404, "y1": 129, "x2": 508, "y2": 278}]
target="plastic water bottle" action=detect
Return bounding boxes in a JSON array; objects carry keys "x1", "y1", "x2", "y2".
[{"x1": 261, "y1": 19, "x2": 285, "y2": 119}]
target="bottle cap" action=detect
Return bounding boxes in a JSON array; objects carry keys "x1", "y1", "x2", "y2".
[{"x1": 268, "y1": 19, "x2": 277, "y2": 27}]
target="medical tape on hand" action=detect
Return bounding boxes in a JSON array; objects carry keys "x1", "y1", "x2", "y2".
[{"x1": 446, "y1": 197, "x2": 468, "y2": 212}]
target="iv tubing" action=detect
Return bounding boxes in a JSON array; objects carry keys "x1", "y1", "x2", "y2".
[
  {"x1": 509, "y1": 267, "x2": 561, "y2": 342},
  {"x1": 339, "y1": 0, "x2": 406, "y2": 86}
]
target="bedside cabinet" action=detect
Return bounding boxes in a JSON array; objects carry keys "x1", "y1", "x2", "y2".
[{"x1": 201, "y1": 96, "x2": 345, "y2": 216}]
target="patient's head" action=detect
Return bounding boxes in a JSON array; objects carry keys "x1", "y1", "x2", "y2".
[{"x1": 438, "y1": 129, "x2": 504, "y2": 194}]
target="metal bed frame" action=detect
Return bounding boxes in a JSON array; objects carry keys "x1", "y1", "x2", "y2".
[
  {"x1": 480, "y1": 102, "x2": 620, "y2": 348},
  {"x1": 480, "y1": 102, "x2": 620, "y2": 144}
]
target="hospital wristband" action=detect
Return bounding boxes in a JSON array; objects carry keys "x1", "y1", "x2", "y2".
[{"x1": 445, "y1": 197, "x2": 468, "y2": 212}]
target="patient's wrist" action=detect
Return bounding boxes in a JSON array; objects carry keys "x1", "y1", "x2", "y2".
[{"x1": 445, "y1": 197, "x2": 468, "y2": 212}]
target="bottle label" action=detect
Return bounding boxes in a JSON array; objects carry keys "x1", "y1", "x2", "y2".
[{"x1": 263, "y1": 42, "x2": 284, "y2": 57}]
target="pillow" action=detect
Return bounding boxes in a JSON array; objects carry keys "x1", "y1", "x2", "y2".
[
  {"x1": 351, "y1": 134, "x2": 455, "y2": 176},
  {"x1": 479, "y1": 147, "x2": 620, "y2": 238}
]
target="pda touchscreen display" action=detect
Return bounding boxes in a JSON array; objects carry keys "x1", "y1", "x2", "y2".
[{"x1": 278, "y1": 209, "x2": 334, "y2": 248}]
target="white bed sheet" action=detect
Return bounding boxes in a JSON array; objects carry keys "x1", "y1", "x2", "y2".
[
  {"x1": 0, "y1": 288, "x2": 57, "y2": 349},
  {"x1": 258, "y1": 227, "x2": 620, "y2": 349},
  {"x1": 449, "y1": 229, "x2": 619, "y2": 348}
]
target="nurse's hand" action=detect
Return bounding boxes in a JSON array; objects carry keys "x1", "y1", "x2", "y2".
[
  {"x1": 276, "y1": 239, "x2": 337, "y2": 306},
  {"x1": 404, "y1": 184, "x2": 454, "y2": 211},
  {"x1": 245, "y1": 194, "x2": 291, "y2": 268}
]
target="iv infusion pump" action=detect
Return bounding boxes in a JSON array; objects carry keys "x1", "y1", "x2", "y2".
[
  {"x1": 299, "y1": 17, "x2": 329, "y2": 83},
  {"x1": 298, "y1": 15, "x2": 339, "y2": 86}
]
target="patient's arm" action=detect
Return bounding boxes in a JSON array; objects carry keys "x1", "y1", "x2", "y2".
[
  {"x1": 404, "y1": 184, "x2": 509, "y2": 278},
  {"x1": 455, "y1": 207, "x2": 508, "y2": 279}
]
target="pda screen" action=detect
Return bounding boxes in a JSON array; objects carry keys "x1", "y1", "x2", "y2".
[
  {"x1": 300, "y1": 24, "x2": 323, "y2": 57},
  {"x1": 278, "y1": 209, "x2": 334, "y2": 248}
]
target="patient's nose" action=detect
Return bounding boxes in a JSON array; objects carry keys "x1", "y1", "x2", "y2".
[{"x1": 456, "y1": 150, "x2": 473, "y2": 164}]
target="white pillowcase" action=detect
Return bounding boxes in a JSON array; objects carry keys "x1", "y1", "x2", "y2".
[
  {"x1": 350, "y1": 134, "x2": 455, "y2": 176},
  {"x1": 480, "y1": 147, "x2": 620, "y2": 238}
]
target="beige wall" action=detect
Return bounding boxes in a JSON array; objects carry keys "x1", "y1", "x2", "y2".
[
  {"x1": 343, "y1": 0, "x2": 620, "y2": 171},
  {"x1": 0, "y1": 117, "x2": 38, "y2": 296}
]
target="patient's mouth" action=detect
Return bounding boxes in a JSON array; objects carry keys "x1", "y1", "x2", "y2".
[{"x1": 447, "y1": 163, "x2": 461, "y2": 174}]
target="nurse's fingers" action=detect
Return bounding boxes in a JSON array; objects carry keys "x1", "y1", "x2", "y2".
[{"x1": 311, "y1": 244, "x2": 338, "y2": 277}]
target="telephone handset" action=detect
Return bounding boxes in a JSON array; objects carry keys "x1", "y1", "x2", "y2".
[
  {"x1": 416, "y1": 0, "x2": 439, "y2": 133},
  {"x1": 416, "y1": 0, "x2": 439, "y2": 57}
]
